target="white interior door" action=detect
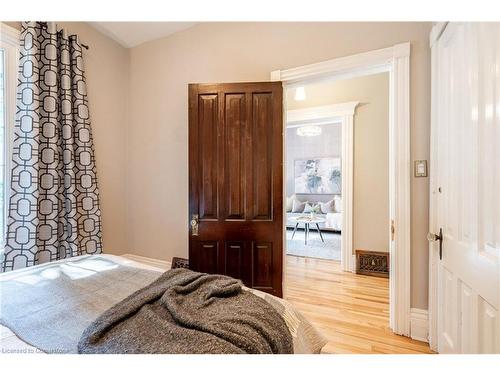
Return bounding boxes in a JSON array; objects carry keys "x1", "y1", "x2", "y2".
[{"x1": 431, "y1": 22, "x2": 500, "y2": 353}]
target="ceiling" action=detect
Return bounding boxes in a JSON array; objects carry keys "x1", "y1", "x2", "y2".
[{"x1": 89, "y1": 22, "x2": 197, "y2": 48}]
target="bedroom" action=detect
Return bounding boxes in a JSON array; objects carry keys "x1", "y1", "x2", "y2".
[{"x1": 1, "y1": 0, "x2": 499, "y2": 372}]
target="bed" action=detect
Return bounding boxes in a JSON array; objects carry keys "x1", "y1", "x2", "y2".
[{"x1": 0, "y1": 254, "x2": 326, "y2": 354}]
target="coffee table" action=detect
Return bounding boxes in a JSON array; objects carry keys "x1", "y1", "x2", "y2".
[{"x1": 290, "y1": 216, "x2": 326, "y2": 245}]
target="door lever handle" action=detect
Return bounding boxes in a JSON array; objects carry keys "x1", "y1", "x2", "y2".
[
  {"x1": 427, "y1": 228, "x2": 443, "y2": 260},
  {"x1": 190, "y1": 214, "x2": 199, "y2": 236}
]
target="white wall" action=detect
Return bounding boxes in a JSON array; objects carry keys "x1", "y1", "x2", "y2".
[{"x1": 58, "y1": 22, "x2": 131, "y2": 255}]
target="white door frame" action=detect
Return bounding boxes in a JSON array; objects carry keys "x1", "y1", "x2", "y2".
[
  {"x1": 272, "y1": 42, "x2": 412, "y2": 336},
  {"x1": 286, "y1": 103, "x2": 359, "y2": 272}
]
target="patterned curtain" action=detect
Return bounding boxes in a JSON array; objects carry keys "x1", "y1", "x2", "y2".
[{"x1": 1, "y1": 22, "x2": 102, "y2": 272}]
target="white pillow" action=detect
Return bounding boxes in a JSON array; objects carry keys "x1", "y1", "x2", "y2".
[
  {"x1": 333, "y1": 195, "x2": 342, "y2": 213},
  {"x1": 292, "y1": 199, "x2": 307, "y2": 213},
  {"x1": 319, "y1": 199, "x2": 335, "y2": 214},
  {"x1": 286, "y1": 194, "x2": 296, "y2": 212},
  {"x1": 303, "y1": 203, "x2": 320, "y2": 214}
]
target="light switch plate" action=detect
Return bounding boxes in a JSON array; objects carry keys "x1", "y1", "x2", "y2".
[{"x1": 414, "y1": 160, "x2": 428, "y2": 177}]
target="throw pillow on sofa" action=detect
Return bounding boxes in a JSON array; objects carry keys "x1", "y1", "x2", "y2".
[
  {"x1": 286, "y1": 194, "x2": 296, "y2": 212},
  {"x1": 319, "y1": 199, "x2": 335, "y2": 214},
  {"x1": 333, "y1": 195, "x2": 342, "y2": 213},
  {"x1": 292, "y1": 199, "x2": 307, "y2": 213},
  {"x1": 303, "y1": 203, "x2": 320, "y2": 214}
]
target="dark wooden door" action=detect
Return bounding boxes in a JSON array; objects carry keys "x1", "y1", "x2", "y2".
[{"x1": 188, "y1": 82, "x2": 283, "y2": 297}]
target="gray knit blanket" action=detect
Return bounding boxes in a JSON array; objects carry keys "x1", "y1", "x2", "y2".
[{"x1": 78, "y1": 268, "x2": 293, "y2": 354}]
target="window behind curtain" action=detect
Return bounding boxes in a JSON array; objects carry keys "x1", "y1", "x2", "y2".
[
  {"x1": 0, "y1": 48, "x2": 5, "y2": 246},
  {"x1": 0, "y1": 24, "x2": 19, "y2": 251}
]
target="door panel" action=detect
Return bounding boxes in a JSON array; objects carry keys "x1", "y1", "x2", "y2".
[
  {"x1": 478, "y1": 299, "x2": 497, "y2": 353},
  {"x1": 432, "y1": 22, "x2": 499, "y2": 353},
  {"x1": 198, "y1": 94, "x2": 219, "y2": 220},
  {"x1": 224, "y1": 94, "x2": 246, "y2": 220},
  {"x1": 225, "y1": 241, "x2": 244, "y2": 279},
  {"x1": 459, "y1": 281, "x2": 474, "y2": 353},
  {"x1": 189, "y1": 82, "x2": 283, "y2": 297},
  {"x1": 250, "y1": 93, "x2": 274, "y2": 221},
  {"x1": 197, "y1": 241, "x2": 221, "y2": 274},
  {"x1": 252, "y1": 242, "x2": 273, "y2": 290},
  {"x1": 439, "y1": 266, "x2": 457, "y2": 353}
]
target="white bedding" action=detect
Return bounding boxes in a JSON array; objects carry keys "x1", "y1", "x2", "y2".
[
  {"x1": 0, "y1": 254, "x2": 326, "y2": 354},
  {"x1": 0, "y1": 254, "x2": 165, "y2": 354}
]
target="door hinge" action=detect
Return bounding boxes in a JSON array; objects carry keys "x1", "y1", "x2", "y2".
[{"x1": 391, "y1": 220, "x2": 395, "y2": 241}]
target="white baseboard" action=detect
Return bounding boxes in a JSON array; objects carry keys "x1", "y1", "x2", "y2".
[
  {"x1": 122, "y1": 253, "x2": 172, "y2": 271},
  {"x1": 410, "y1": 308, "x2": 429, "y2": 343}
]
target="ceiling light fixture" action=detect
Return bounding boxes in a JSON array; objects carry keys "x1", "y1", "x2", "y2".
[
  {"x1": 294, "y1": 86, "x2": 306, "y2": 101},
  {"x1": 296, "y1": 125, "x2": 322, "y2": 137}
]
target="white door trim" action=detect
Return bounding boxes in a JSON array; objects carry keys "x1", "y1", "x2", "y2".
[
  {"x1": 410, "y1": 308, "x2": 429, "y2": 343},
  {"x1": 286, "y1": 102, "x2": 359, "y2": 272},
  {"x1": 429, "y1": 22, "x2": 448, "y2": 48},
  {"x1": 272, "y1": 42, "x2": 412, "y2": 336}
]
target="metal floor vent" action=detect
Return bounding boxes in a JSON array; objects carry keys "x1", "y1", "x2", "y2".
[
  {"x1": 355, "y1": 250, "x2": 389, "y2": 278},
  {"x1": 171, "y1": 257, "x2": 189, "y2": 269}
]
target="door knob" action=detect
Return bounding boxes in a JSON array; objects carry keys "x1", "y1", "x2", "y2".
[
  {"x1": 190, "y1": 214, "x2": 199, "y2": 236},
  {"x1": 427, "y1": 228, "x2": 443, "y2": 260}
]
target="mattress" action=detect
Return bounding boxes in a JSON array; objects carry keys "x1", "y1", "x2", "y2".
[{"x1": 0, "y1": 254, "x2": 326, "y2": 354}]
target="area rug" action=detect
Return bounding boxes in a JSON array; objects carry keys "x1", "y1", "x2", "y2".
[{"x1": 286, "y1": 229, "x2": 341, "y2": 261}]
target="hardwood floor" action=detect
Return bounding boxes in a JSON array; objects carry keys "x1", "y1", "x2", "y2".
[{"x1": 285, "y1": 255, "x2": 433, "y2": 354}]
